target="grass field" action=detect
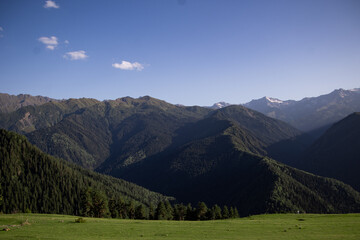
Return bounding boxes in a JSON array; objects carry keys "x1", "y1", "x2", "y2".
[{"x1": 0, "y1": 213, "x2": 360, "y2": 240}]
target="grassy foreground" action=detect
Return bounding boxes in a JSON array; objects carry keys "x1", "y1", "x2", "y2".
[{"x1": 0, "y1": 213, "x2": 360, "y2": 240}]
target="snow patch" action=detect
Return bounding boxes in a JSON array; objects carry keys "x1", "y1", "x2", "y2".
[{"x1": 265, "y1": 97, "x2": 283, "y2": 104}]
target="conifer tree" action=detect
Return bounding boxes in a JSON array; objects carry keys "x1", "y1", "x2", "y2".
[
  {"x1": 165, "y1": 201, "x2": 174, "y2": 220},
  {"x1": 213, "y1": 204, "x2": 222, "y2": 219},
  {"x1": 149, "y1": 203, "x2": 155, "y2": 220},
  {"x1": 222, "y1": 205, "x2": 230, "y2": 219},
  {"x1": 174, "y1": 204, "x2": 186, "y2": 220},
  {"x1": 127, "y1": 201, "x2": 136, "y2": 219},
  {"x1": 135, "y1": 205, "x2": 146, "y2": 219},
  {"x1": 197, "y1": 202, "x2": 208, "y2": 220},
  {"x1": 185, "y1": 203, "x2": 194, "y2": 220},
  {"x1": 155, "y1": 202, "x2": 167, "y2": 220}
]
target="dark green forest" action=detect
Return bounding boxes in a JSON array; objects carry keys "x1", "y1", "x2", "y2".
[
  {"x1": 0, "y1": 129, "x2": 170, "y2": 216},
  {"x1": 0, "y1": 129, "x2": 242, "y2": 220}
]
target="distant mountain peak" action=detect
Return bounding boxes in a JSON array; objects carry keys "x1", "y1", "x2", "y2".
[
  {"x1": 208, "y1": 102, "x2": 232, "y2": 109},
  {"x1": 331, "y1": 88, "x2": 360, "y2": 98}
]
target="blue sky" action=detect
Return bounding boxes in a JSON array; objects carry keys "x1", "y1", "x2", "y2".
[{"x1": 0, "y1": 0, "x2": 359, "y2": 106}]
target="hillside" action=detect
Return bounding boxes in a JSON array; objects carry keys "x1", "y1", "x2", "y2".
[
  {"x1": 0, "y1": 129, "x2": 171, "y2": 215},
  {"x1": 0, "y1": 93, "x2": 58, "y2": 113},
  {"x1": 298, "y1": 112, "x2": 360, "y2": 191},
  {"x1": 0, "y1": 98, "x2": 100, "y2": 134},
  {"x1": 244, "y1": 88, "x2": 360, "y2": 132},
  {"x1": 106, "y1": 112, "x2": 360, "y2": 216},
  {"x1": 25, "y1": 96, "x2": 211, "y2": 169}
]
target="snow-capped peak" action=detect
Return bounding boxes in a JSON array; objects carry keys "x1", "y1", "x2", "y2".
[
  {"x1": 265, "y1": 96, "x2": 283, "y2": 104},
  {"x1": 209, "y1": 102, "x2": 232, "y2": 109}
]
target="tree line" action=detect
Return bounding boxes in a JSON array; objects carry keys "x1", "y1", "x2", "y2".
[{"x1": 80, "y1": 188, "x2": 239, "y2": 220}]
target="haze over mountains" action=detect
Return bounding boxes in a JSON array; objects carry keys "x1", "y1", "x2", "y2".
[
  {"x1": 209, "y1": 88, "x2": 360, "y2": 132},
  {"x1": 244, "y1": 88, "x2": 360, "y2": 132},
  {"x1": 1, "y1": 88, "x2": 360, "y2": 216}
]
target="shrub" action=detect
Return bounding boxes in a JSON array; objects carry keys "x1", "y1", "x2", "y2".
[{"x1": 75, "y1": 217, "x2": 86, "y2": 223}]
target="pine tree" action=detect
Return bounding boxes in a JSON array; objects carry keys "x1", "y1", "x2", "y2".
[
  {"x1": 185, "y1": 203, "x2": 194, "y2": 220},
  {"x1": 108, "y1": 198, "x2": 118, "y2": 218},
  {"x1": 174, "y1": 204, "x2": 186, "y2": 220},
  {"x1": 127, "y1": 201, "x2": 136, "y2": 219},
  {"x1": 233, "y1": 207, "x2": 240, "y2": 218},
  {"x1": 196, "y1": 202, "x2": 208, "y2": 220},
  {"x1": 148, "y1": 203, "x2": 155, "y2": 220},
  {"x1": 165, "y1": 201, "x2": 174, "y2": 220},
  {"x1": 155, "y1": 202, "x2": 167, "y2": 220},
  {"x1": 80, "y1": 188, "x2": 92, "y2": 217},
  {"x1": 90, "y1": 189, "x2": 108, "y2": 218},
  {"x1": 222, "y1": 205, "x2": 230, "y2": 219},
  {"x1": 213, "y1": 204, "x2": 222, "y2": 219},
  {"x1": 135, "y1": 205, "x2": 146, "y2": 219}
]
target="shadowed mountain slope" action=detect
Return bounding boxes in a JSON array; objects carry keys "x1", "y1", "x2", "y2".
[
  {"x1": 108, "y1": 115, "x2": 360, "y2": 216},
  {"x1": 298, "y1": 112, "x2": 360, "y2": 191}
]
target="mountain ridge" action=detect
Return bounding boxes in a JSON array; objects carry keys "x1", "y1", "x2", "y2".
[{"x1": 244, "y1": 88, "x2": 360, "y2": 131}]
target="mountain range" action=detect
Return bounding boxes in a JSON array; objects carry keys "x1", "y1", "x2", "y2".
[
  {"x1": 209, "y1": 88, "x2": 360, "y2": 133},
  {"x1": 1, "y1": 89, "x2": 360, "y2": 216},
  {"x1": 244, "y1": 88, "x2": 360, "y2": 132}
]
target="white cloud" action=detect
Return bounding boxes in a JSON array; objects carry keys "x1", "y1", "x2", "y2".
[
  {"x1": 112, "y1": 61, "x2": 144, "y2": 71},
  {"x1": 44, "y1": 0, "x2": 59, "y2": 9},
  {"x1": 64, "y1": 40, "x2": 69, "y2": 44},
  {"x1": 38, "y1": 36, "x2": 58, "y2": 50},
  {"x1": 64, "y1": 50, "x2": 88, "y2": 60},
  {"x1": 0, "y1": 26, "x2": 3, "y2": 38},
  {"x1": 0, "y1": 27, "x2": 3, "y2": 31}
]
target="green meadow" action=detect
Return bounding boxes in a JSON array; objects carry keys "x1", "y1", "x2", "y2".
[{"x1": 0, "y1": 213, "x2": 360, "y2": 240}]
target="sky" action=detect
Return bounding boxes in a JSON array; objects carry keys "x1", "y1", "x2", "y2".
[{"x1": 0, "y1": 0, "x2": 359, "y2": 106}]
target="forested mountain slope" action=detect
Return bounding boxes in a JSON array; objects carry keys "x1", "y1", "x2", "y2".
[
  {"x1": 107, "y1": 113, "x2": 360, "y2": 216},
  {"x1": 0, "y1": 129, "x2": 171, "y2": 215}
]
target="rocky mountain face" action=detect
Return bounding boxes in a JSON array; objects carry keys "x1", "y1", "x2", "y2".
[{"x1": 0, "y1": 93, "x2": 58, "y2": 113}]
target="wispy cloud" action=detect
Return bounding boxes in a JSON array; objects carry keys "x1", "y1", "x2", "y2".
[
  {"x1": 64, "y1": 40, "x2": 69, "y2": 44},
  {"x1": 0, "y1": 27, "x2": 3, "y2": 31},
  {"x1": 64, "y1": 50, "x2": 88, "y2": 60},
  {"x1": 0, "y1": 26, "x2": 3, "y2": 38},
  {"x1": 44, "y1": 0, "x2": 59, "y2": 9},
  {"x1": 112, "y1": 61, "x2": 144, "y2": 71},
  {"x1": 38, "y1": 36, "x2": 58, "y2": 50}
]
